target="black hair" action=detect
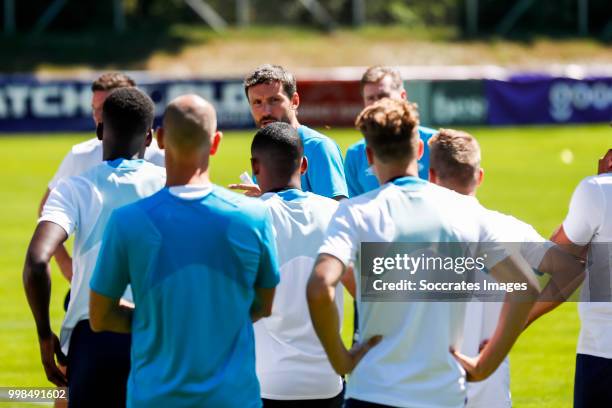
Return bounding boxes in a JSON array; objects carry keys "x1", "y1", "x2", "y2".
[
  {"x1": 251, "y1": 122, "x2": 303, "y2": 177},
  {"x1": 102, "y1": 87, "x2": 155, "y2": 141}
]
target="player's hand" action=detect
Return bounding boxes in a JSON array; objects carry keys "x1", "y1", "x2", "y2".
[
  {"x1": 598, "y1": 148, "x2": 612, "y2": 175},
  {"x1": 228, "y1": 183, "x2": 262, "y2": 197},
  {"x1": 38, "y1": 333, "x2": 68, "y2": 387},
  {"x1": 337, "y1": 335, "x2": 382, "y2": 375},
  {"x1": 450, "y1": 347, "x2": 487, "y2": 382}
]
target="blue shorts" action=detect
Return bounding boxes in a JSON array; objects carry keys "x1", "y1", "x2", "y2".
[
  {"x1": 574, "y1": 353, "x2": 612, "y2": 408},
  {"x1": 67, "y1": 320, "x2": 131, "y2": 407}
]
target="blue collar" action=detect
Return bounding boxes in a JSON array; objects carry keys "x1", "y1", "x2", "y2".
[
  {"x1": 388, "y1": 176, "x2": 427, "y2": 187},
  {"x1": 275, "y1": 188, "x2": 308, "y2": 202},
  {"x1": 106, "y1": 158, "x2": 145, "y2": 169}
]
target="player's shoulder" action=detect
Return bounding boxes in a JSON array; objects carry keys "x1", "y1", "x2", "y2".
[
  {"x1": 573, "y1": 174, "x2": 612, "y2": 204},
  {"x1": 50, "y1": 170, "x2": 99, "y2": 204},
  {"x1": 211, "y1": 185, "x2": 269, "y2": 217},
  {"x1": 483, "y1": 208, "x2": 541, "y2": 240},
  {"x1": 299, "y1": 125, "x2": 340, "y2": 148},
  {"x1": 70, "y1": 137, "x2": 101, "y2": 155},
  {"x1": 581, "y1": 173, "x2": 612, "y2": 190},
  {"x1": 420, "y1": 184, "x2": 489, "y2": 218},
  {"x1": 346, "y1": 138, "x2": 366, "y2": 155},
  {"x1": 416, "y1": 181, "x2": 470, "y2": 202},
  {"x1": 109, "y1": 192, "x2": 163, "y2": 234},
  {"x1": 138, "y1": 161, "x2": 167, "y2": 177},
  {"x1": 303, "y1": 191, "x2": 339, "y2": 210},
  {"x1": 341, "y1": 181, "x2": 404, "y2": 212}
]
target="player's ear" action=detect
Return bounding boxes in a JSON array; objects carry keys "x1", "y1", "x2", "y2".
[
  {"x1": 365, "y1": 145, "x2": 374, "y2": 166},
  {"x1": 145, "y1": 129, "x2": 153, "y2": 147},
  {"x1": 417, "y1": 138, "x2": 424, "y2": 160},
  {"x1": 300, "y1": 156, "x2": 308, "y2": 175},
  {"x1": 291, "y1": 92, "x2": 300, "y2": 110},
  {"x1": 96, "y1": 123, "x2": 103, "y2": 141},
  {"x1": 477, "y1": 168, "x2": 484, "y2": 187},
  {"x1": 156, "y1": 127, "x2": 165, "y2": 149},
  {"x1": 210, "y1": 131, "x2": 223, "y2": 156},
  {"x1": 401, "y1": 88, "x2": 407, "y2": 100},
  {"x1": 429, "y1": 168, "x2": 437, "y2": 184},
  {"x1": 251, "y1": 157, "x2": 260, "y2": 176}
]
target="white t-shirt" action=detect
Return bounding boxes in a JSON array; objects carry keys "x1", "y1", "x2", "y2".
[
  {"x1": 255, "y1": 189, "x2": 343, "y2": 400},
  {"x1": 48, "y1": 137, "x2": 165, "y2": 189},
  {"x1": 319, "y1": 177, "x2": 510, "y2": 408},
  {"x1": 39, "y1": 159, "x2": 166, "y2": 354},
  {"x1": 463, "y1": 205, "x2": 553, "y2": 408},
  {"x1": 563, "y1": 174, "x2": 612, "y2": 358}
]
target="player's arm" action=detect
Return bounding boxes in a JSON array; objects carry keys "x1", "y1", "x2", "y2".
[
  {"x1": 550, "y1": 224, "x2": 589, "y2": 258},
  {"x1": 307, "y1": 254, "x2": 381, "y2": 375},
  {"x1": 251, "y1": 209, "x2": 280, "y2": 322},
  {"x1": 526, "y1": 176, "x2": 601, "y2": 325},
  {"x1": 89, "y1": 210, "x2": 133, "y2": 333},
  {"x1": 311, "y1": 140, "x2": 348, "y2": 201},
  {"x1": 39, "y1": 188, "x2": 73, "y2": 282},
  {"x1": 524, "y1": 242, "x2": 585, "y2": 328},
  {"x1": 89, "y1": 291, "x2": 133, "y2": 333},
  {"x1": 251, "y1": 287, "x2": 275, "y2": 322},
  {"x1": 228, "y1": 183, "x2": 262, "y2": 197},
  {"x1": 23, "y1": 221, "x2": 69, "y2": 387},
  {"x1": 341, "y1": 264, "x2": 356, "y2": 298},
  {"x1": 44, "y1": 152, "x2": 78, "y2": 283},
  {"x1": 38, "y1": 188, "x2": 51, "y2": 216},
  {"x1": 452, "y1": 253, "x2": 539, "y2": 381}
]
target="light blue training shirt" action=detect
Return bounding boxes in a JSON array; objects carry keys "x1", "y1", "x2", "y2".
[
  {"x1": 91, "y1": 185, "x2": 280, "y2": 408},
  {"x1": 344, "y1": 126, "x2": 436, "y2": 197},
  {"x1": 297, "y1": 125, "x2": 348, "y2": 199}
]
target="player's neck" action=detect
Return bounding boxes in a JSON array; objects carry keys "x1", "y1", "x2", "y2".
[
  {"x1": 103, "y1": 151, "x2": 144, "y2": 161},
  {"x1": 261, "y1": 175, "x2": 301, "y2": 194},
  {"x1": 375, "y1": 160, "x2": 419, "y2": 184},
  {"x1": 165, "y1": 161, "x2": 211, "y2": 187}
]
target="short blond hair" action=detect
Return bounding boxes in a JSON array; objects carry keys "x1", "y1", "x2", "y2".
[
  {"x1": 355, "y1": 98, "x2": 420, "y2": 163},
  {"x1": 360, "y1": 66, "x2": 403, "y2": 96},
  {"x1": 428, "y1": 129, "x2": 481, "y2": 187}
]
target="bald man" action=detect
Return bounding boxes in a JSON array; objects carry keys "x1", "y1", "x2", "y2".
[{"x1": 89, "y1": 95, "x2": 280, "y2": 407}]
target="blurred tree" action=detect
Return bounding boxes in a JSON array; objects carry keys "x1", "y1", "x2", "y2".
[{"x1": 7, "y1": 0, "x2": 609, "y2": 38}]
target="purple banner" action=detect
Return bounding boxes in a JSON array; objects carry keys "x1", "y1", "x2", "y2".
[{"x1": 486, "y1": 76, "x2": 612, "y2": 125}]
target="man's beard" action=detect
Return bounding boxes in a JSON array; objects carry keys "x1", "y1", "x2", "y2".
[{"x1": 257, "y1": 113, "x2": 292, "y2": 128}]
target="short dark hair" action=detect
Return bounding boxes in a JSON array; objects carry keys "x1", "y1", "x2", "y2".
[
  {"x1": 91, "y1": 72, "x2": 135, "y2": 92},
  {"x1": 428, "y1": 129, "x2": 481, "y2": 187},
  {"x1": 355, "y1": 98, "x2": 420, "y2": 163},
  {"x1": 102, "y1": 87, "x2": 155, "y2": 140},
  {"x1": 251, "y1": 122, "x2": 303, "y2": 177},
  {"x1": 244, "y1": 65, "x2": 297, "y2": 99},
  {"x1": 360, "y1": 66, "x2": 403, "y2": 96}
]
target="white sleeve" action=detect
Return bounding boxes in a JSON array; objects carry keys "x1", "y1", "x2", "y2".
[
  {"x1": 144, "y1": 139, "x2": 166, "y2": 168},
  {"x1": 318, "y1": 202, "x2": 360, "y2": 266},
  {"x1": 474, "y1": 206, "x2": 512, "y2": 270},
  {"x1": 48, "y1": 150, "x2": 77, "y2": 190},
  {"x1": 38, "y1": 179, "x2": 80, "y2": 236},
  {"x1": 563, "y1": 177, "x2": 604, "y2": 245},
  {"x1": 518, "y1": 222, "x2": 555, "y2": 270}
]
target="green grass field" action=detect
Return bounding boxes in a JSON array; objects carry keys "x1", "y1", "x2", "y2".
[{"x1": 0, "y1": 124, "x2": 609, "y2": 407}]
